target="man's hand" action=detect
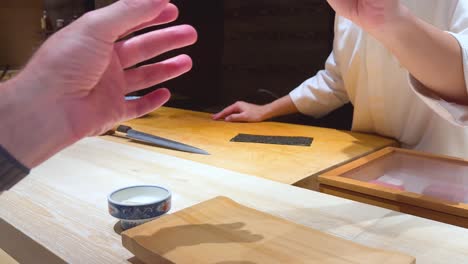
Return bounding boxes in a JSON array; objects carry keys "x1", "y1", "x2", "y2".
[
  {"x1": 0, "y1": 0, "x2": 197, "y2": 167},
  {"x1": 28, "y1": 0, "x2": 197, "y2": 138},
  {"x1": 326, "y1": 0, "x2": 405, "y2": 33}
]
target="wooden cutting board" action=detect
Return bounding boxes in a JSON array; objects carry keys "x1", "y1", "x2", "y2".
[
  {"x1": 105, "y1": 107, "x2": 396, "y2": 189},
  {"x1": 122, "y1": 197, "x2": 415, "y2": 264}
]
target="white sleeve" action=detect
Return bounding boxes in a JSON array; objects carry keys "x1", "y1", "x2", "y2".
[
  {"x1": 289, "y1": 50, "x2": 349, "y2": 118},
  {"x1": 410, "y1": 76, "x2": 468, "y2": 125},
  {"x1": 410, "y1": 1, "x2": 468, "y2": 126}
]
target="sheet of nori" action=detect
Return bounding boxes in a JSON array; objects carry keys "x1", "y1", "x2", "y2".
[{"x1": 230, "y1": 134, "x2": 313, "y2": 147}]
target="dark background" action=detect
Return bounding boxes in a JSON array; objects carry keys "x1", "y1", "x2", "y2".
[
  {"x1": 136, "y1": 0, "x2": 353, "y2": 130},
  {"x1": 1, "y1": 0, "x2": 353, "y2": 130}
]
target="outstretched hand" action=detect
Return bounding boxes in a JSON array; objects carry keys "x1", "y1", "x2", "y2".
[
  {"x1": 27, "y1": 0, "x2": 197, "y2": 138},
  {"x1": 326, "y1": 0, "x2": 404, "y2": 33},
  {"x1": 1, "y1": 0, "x2": 197, "y2": 167}
]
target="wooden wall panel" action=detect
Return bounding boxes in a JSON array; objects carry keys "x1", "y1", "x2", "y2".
[{"x1": 222, "y1": 0, "x2": 334, "y2": 104}]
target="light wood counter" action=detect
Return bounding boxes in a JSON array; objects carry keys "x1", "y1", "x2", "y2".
[
  {"x1": 0, "y1": 249, "x2": 18, "y2": 264},
  {"x1": 104, "y1": 107, "x2": 396, "y2": 189},
  {"x1": 0, "y1": 138, "x2": 467, "y2": 263}
]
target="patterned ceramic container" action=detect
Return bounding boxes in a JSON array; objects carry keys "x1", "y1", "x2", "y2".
[{"x1": 108, "y1": 185, "x2": 171, "y2": 230}]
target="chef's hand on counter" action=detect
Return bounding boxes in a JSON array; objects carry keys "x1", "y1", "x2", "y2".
[
  {"x1": 0, "y1": 0, "x2": 197, "y2": 168},
  {"x1": 213, "y1": 95, "x2": 299, "y2": 123},
  {"x1": 327, "y1": 0, "x2": 468, "y2": 104}
]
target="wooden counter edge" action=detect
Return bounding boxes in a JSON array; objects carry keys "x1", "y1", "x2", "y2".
[
  {"x1": 294, "y1": 142, "x2": 399, "y2": 191},
  {"x1": 0, "y1": 218, "x2": 66, "y2": 264},
  {"x1": 317, "y1": 147, "x2": 468, "y2": 226},
  {"x1": 0, "y1": 248, "x2": 18, "y2": 264}
]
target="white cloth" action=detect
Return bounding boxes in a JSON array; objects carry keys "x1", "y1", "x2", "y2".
[{"x1": 290, "y1": 0, "x2": 468, "y2": 159}]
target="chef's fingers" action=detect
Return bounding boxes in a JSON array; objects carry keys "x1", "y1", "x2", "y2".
[
  {"x1": 212, "y1": 102, "x2": 244, "y2": 120},
  {"x1": 115, "y1": 24, "x2": 197, "y2": 68},
  {"x1": 118, "y1": 3, "x2": 179, "y2": 39},
  {"x1": 124, "y1": 54, "x2": 192, "y2": 94},
  {"x1": 78, "y1": 0, "x2": 170, "y2": 42},
  {"x1": 124, "y1": 88, "x2": 171, "y2": 120},
  {"x1": 225, "y1": 113, "x2": 248, "y2": 122}
]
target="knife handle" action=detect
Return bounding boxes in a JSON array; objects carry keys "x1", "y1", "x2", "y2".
[
  {"x1": 116, "y1": 125, "x2": 132, "y2": 133},
  {"x1": 102, "y1": 125, "x2": 132, "y2": 136},
  {"x1": 102, "y1": 128, "x2": 115, "y2": 136}
]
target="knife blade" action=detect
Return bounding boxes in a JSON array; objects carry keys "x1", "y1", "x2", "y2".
[{"x1": 110, "y1": 125, "x2": 210, "y2": 155}]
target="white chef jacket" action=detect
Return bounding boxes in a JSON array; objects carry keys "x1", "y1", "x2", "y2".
[{"x1": 290, "y1": 0, "x2": 468, "y2": 158}]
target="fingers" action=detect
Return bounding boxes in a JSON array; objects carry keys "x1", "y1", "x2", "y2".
[
  {"x1": 118, "y1": 3, "x2": 179, "y2": 39},
  {"x1": 124, "y1": 88, "x2": 171, "y2": 120},
  {"x1": 212, "y1": 102, "x2": 243, "y2": 120},
  {"x1": 124, "y1": 54, "x2": 192, "y2": 94},
  {"x1": 80, "y1": 0, "x2": 170, "y2": 41},
  {"x1": 115, "y1": 25, "x2": 197, "y2": 68},
  {"x1": 225, "y1": 113, "x2": 248, "y2": 122}
]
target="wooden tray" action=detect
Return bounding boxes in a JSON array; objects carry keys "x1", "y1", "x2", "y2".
[
  {"x1": 122, "y1": 196, "x2": 415, "y2": 264},
  {"x1": 318, "y1": 147, "x2": 468, "y2": 228}
]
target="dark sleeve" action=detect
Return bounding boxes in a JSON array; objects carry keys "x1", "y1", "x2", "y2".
[{"x1": 0, "y1": 145, "x2": 30, "y2": 191}]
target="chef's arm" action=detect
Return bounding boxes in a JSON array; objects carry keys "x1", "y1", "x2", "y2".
[
  {"x1": 373, "y1": 7, "x2": 468, "y2": 105},
  {"x1": 213, "y1": 50, "x2": 348, "y2": 122},
  {"x1": 327, "y1": 0, "x2": 468, "y2": 105},
  {"x1": 262, "y1": 95, "x2": 300, "y2": 120}
]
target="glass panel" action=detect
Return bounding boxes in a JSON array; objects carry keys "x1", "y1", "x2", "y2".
[{"x1": 342, "y1": 152, "x2": 468, "y2": 203}]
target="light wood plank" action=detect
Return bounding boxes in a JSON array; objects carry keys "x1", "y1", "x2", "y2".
[
  {"x1": 0, "y1": 249, "x2": 18, "y2": 264},
  {"x1": 0, "y1": 138, "x2": 467, "y2": 263},
  {"x1": 123, "y1": 196, "x2": 415, "y2": 264}
]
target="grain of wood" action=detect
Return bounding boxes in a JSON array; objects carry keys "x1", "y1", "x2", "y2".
[
  {"x1": 123, "y1": 197, "x2": 415, "y2": 264},
  {"x1": 104, "y1": 107, "x2": 396, "y2": 187},
  {"x1": 0, "y1": 249, "x2": 18, "y2": 264},
  {"x1": 0, "y1": 138, "x2": 467, "y2": 263}
]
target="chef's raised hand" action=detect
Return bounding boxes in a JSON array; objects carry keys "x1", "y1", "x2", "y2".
[
  {"x1": 0, "y1": 0, "x2": 197, "y2": 168},
  {"x1": 326, "y1": 0, "x2": 404, "y2": 34},
  {"x1": 327, "y1": 0, "x2": 468, "y2": 106}
]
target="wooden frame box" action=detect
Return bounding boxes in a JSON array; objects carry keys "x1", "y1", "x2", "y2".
[{"x1": 318, "y1": 147, "x2": 468, "y2": 228}]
